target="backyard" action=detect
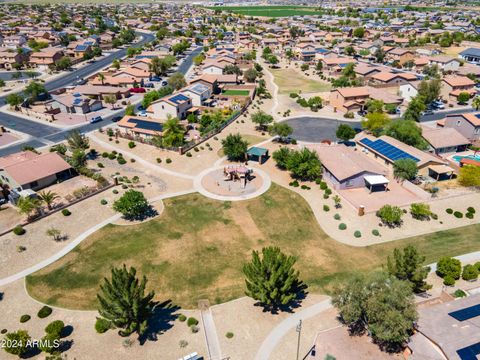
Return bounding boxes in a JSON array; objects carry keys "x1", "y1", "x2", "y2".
[
  {"x1": 222, "y1": 89, "x2": 250, "y2": 96},
  {"x1": 270, "y1": 68, "x2": 332, "y2": 94},
  {"x1": 26, "y1": 184, "x2": 480, "y2": 310}
]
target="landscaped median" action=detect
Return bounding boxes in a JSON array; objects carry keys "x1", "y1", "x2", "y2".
[{"x1": 25, "y1": 183, "x2": 480, "y2": 310}]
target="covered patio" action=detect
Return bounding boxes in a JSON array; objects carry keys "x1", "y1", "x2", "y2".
[
  {"x1": 428, "y1": 165, "x2": 455, "y2": 181},
  {"x1": 247, "y1": 147, "x2": 269, "y2": 164},
  {"x1": 364, "y1": 175, "x2": 389, "y2": 193}
]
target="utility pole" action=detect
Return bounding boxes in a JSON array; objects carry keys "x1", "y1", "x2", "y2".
[{"x1": 296, "y1": 319, "x2": 302, "y2": 360}]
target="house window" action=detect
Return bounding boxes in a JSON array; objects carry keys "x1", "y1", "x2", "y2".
[
  {"x1": 475, "y1": 127, "x2": 480, "y2": 134},
  {"x1": 457, "y1": 120, "x2": 461, "y2": 126},
  {"x1": 345, "y1": 180, "x2": 353, "y2": 188}
]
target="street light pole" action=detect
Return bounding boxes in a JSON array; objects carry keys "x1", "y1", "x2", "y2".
[{"x1": 296, "y1": 319, "x2": 302, "y2": 360}]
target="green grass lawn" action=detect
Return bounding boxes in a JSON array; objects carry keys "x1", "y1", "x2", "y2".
[
  {"x1": 26, "y1": 184, "x2": 480, "y2": 310},
  {"x1": 270, "y1": 68, "x2": 332, "y2": 94},
  {"x1": 222, "y1": 89, "x2": 250, "y2": 96},
  {"x1": 206, "y1": 5, "x2": 325, "y2": 17}
]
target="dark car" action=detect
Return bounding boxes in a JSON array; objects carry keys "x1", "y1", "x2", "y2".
[{"x1": 111, "y1": 116, "x2": 122, "y2": 122}]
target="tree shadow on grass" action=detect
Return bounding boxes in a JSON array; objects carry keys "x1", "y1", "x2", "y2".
[
  {"x1": 138, "y1": 300, "x2": 180, "y2": 345},
  {"x1": 123, "y1": 205, "x2": 158, "y2": 222},
  {"x1": 255, "y1": 286, "x2": 308, "y2": 315}
]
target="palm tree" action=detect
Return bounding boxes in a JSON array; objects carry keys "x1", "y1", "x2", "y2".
[
  {"x1": 162, "y1": 116, "x2": 185, "y2": 147},
  {"x1": 16, "y1": 196, "x2": 41, "y2": 220},
  {"x1": 38, "y1": 190, "x2": 59, "y2": 210},
  {"x1": 473, "y1": 96, "x2": 480, "y2": 111},
  {"x1": 98, "y1": 73, "x2": 105, "y2": 85}
]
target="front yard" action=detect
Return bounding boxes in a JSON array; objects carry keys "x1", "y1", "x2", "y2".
[{"x1": 26, "y1": 183, "x2": 480, "y2": 310}]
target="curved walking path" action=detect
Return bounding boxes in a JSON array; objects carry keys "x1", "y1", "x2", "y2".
[
  {"x1": 0, "y1": 189, "x2": 195, "y2": 287},
  {"x1": 254, "y1": 299, "x2": 332, "y2": 360}
]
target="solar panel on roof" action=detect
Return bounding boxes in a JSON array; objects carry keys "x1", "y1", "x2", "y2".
[
  {"x1": 360, "y1": 138, "x2": 420, "y2": 162},
  {"x1": 448, "y1": 304, "x2": 480, "y2": 321},
  {"x1": 127, "y1": 118, "x2": 163, "y2": 132},
  {"x1": 169, "y1": 94, "x2": 190, "y2": 104},
  {"x1": 457, "y1": 342, "x2": 480, "y2": 360}
]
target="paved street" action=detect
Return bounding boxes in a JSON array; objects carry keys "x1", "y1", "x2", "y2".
[{"x1": 0, "y1": 37, "x2": 202, "y2": 156}]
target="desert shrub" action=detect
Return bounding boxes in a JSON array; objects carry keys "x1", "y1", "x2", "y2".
[
  {"x1": 186, "y1": 152, "x2": 192, "y2": 157},
  {"x1": 61, "y1": 209, "x2": 71, "y2": 216},
  {"x1": 372, "y1": 229, "x2": 380, "y2": 236},
  {"x1": 436, "y1": 257, "x2": 462, "y2": 280},
  {"x1": 128, "y1": 141, "x2": 136, "y2": 149},
  {"x1": 117, "y1": 157, "x2": 127, "y2": 165},
  {"x1": 454, "y1": 211, "x2": 463, "y2": 218},
  {"x1": 323, "y1": 194, "x2": 329, "y2": 199},
  {"x1": 226, "y1": 332, "x2": 234, "y2": 338},
  {"x1": 462, "y1": 264, "x2": 479, "y2": 281},
  {"x1": 95, "y1": 318, "x2": 111, "y2": 334},
  {"x1": 339, "y1": 223, "x2": 347, "y2": 230},
  {"x1": 320, "y1": 182, "x2": 328, "y2": 190},
  {"x1": 475, "y1": 262, "x2": 480, "y2": 272},
  {"x1": 45, "y1": 320, "x2": 64, "y2": 337},
  {"x1": 431, "y1": 213, "x2": 438, "y2": 220},
  {"x1": 112, "y1": 189, "x2": 119, "y2": 194},
  {"x1": 454, "y1": 289, "x2": 467, "y2": 298},
  {"x1": 354, "y1": 231, "x2": 361, "y2": 238},
  {"x1": 376, "y1": 205, "x2": 403, "y2": 227},
  {"x1": 410, "y1": 203, "x2": 432, "y2": 220},
  {"x1": 100, "y1": 199, "x2": 107, "y2": 205},
  {"x1": 289, "y1": 180, "x2": 299, "y2": 187},
  {"x1": 324, "y1": 188, "x2": 332, "y2": 196},
  {"x1": 1, "y1": 329, "x2": 6, "y2": 334},
  {"x1": 467, "y1": 207, "x2": 475, "y2": 214},
  {"x1": 97, "y1": 162, "x2": 104, "y2": 168},
  {"x1": 187, "y1": 317, "x2": 198, "y2": 327},
  {"x1": 166, "y1": 158, "x2": 172, "y2": 164},
  {"x1": 108, "y1": 153, "x2": 116, "y2": 160},
  {"x1": 178, "y1": 314, "x2": 186, "y2": 322},
  {"x1": 102, "y1": 152, "x2": 109, "y2": 158},
  {"x1": 19, "y1": 315, "x2": 31, "y2": 323},
  {"x1": 13, "y1": 225, "x2": 25, "y2": 236},
  {"x1": 466, "y1": 212, "x2": 474, "y2": 219},
  {"x1": 443, "y1": 275, "x2": 455, "y2": 286},
  {"x1": 37, "y1": 306, "x2": 52, "y2": 319},
  {"x1": 156, "y1": 158, "x2": 162, "y2": 163},
  {"x1": 191, "y1": 325, "x2": 199, "y2": 333},
  {"x1": 334, "y1": 213, "x2": 341, "y2": 220},
  {"x1": 446, "y1": 208, "x2": 453, "y2": 214},
  {"x1": 323, "y1": 205, "x2": 330, "y2": 212}
]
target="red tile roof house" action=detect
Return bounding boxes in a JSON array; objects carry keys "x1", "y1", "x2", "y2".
[
  {"x1": 440, "y1": 76, "x2": 476, "y2": 104},
  {"x1": 29, "y1": 48, "x2": 64, "y2": 71},
  {"x1": 439, "y1": 112, "x2": 480, "y2": 142},
  {"x1": 0, "y1": 151, "x2": 73, "y2": 193}
]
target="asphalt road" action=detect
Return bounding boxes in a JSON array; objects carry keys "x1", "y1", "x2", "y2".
[
  {"x1": 285, "y1": 117, "x2": 361, "y2": 143},
  {"x1": 0, "y1": 36, "x2": 203, "y2": 156},
  {"x1": 0, "y1": 71, "x2": 40, "y2": 81}
]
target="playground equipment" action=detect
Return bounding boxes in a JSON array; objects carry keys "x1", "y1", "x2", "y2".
[{"x1": 223, "y1": 165, "x2": 253, "y2": 188}]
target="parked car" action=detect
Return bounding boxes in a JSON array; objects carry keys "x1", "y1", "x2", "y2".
[
  {"x1": 129, "y1": 87, "x2": 146, "y2": 93},
  {"x1": 144, "y1": 82, "x2": 154, "y2": 88},
  {"x1": 138, "y1": 110, "x2": 147, "y2": 117},
  {"x1": 90, "y1": 116, "x2": 103, "y2": 123},
  {"x1": 111, "y1": 116, "x2": 122, "y2": 122},
  {"x1": 150, "y1": 76, "x2": 161, "y2": 82},
  {"x1": 161, "y1": 80, "x2": 168, "y2": 86},
  {"x1": 421, "y1": 110, "x2": 434, "y2": 116},
  {"x1": 73, "y1": 78, "x2": 87, "y2": 86}
]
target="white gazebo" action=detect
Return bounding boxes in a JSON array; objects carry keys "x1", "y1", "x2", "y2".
[{"x1": 364, "y1": 175, "x2": 389, "y2": 193}]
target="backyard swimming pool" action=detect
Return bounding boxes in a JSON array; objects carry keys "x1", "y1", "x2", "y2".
[{"x1": 452, "y1": 154, "x2": 480, "y2": 163}]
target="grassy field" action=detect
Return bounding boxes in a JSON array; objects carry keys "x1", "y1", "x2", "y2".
[
  {"x1": 207, "y1": 5, "x2": 324, "y2": 17},
  {"x1": 222, "y1": 89, "x2": 250, "y2": 96},
  {"x1": 26, "y1": 184, "x2": 480, "y2": 310},
  {"x1": 270, "y1": 68, "x2": 332, "y2": 94}
]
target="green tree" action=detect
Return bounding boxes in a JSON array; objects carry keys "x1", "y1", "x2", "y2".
[
  {"x1": 54, "y1": 56, "x2": 71, "y2": 71},
  {"x1": 462, "y1": 264, "x2": 478, "y2": 281},
  {"x1": 251, "y1": 110, "x2": 273, "y2": 130},
  {"x1": 17, "y1": 196, "x2": 41, "y2": 219},
  {"x1": 69, "y1": 149, "x2": 87, "y2": 170},
  {"x1": 336, "y1": 124, "x2": 356, "y2": 141},
  {"x1": 436, "y1": 257, "x2": 462, "y2": 280},
  {"x1": 243, "y1": 246, "x2": 305, "y2": 311},
  {"x1": 374, "y1": 47, "x2": 385, "y2": 63},
  {"x1": 38, "y1": 190, "x2": 59, "y2": 210},
  {"x1": 125, "y1": 104, "x2": 135, "y2": 116},
  {"x1": 221, "y1": 133, "x2": 248, "y2": 161},
  {"x1": 272, "y1": 147, "x2": 291, "y2": 169},
  {"x1": 3, "y1": 330, "x2": 31, "y2": 356},
  {"x1": 162, "y1": 116, "x2": 185, "y2": 147},
  {"x1": 286, "y1": 148, "x2": 322, "y2": 181},
  {"x1": 46, "y1": 227, "x2": 62, "y2": 241},
  {"x1": 112, "y1": 59, "x2": 120, "y2": 70},
  {"x1": 404, "y1": 96, "x2": 426, "y2": 122},
  {"x1": 361, "y1": 112, "x2": 391, "y2": 136},
  {"x1": 417, "y1": 79, "x2": 441, "y2": 105},
  {"x1": 6, "y1": 93, "x2": 24, "y2": 109},
  {"x1": 66, "y1": 129, "x2": 89, "y2": 151},
  {"x1": 167, "y1": 72, "x2": 186, "y2": 90},
  {"x1": 472, "y1": 96, "x2": 480, "y2": 110},
  {"x1": 458, "y1": 165, "x2": 480, "y2": 186},
  {"x1": 353, "y1": 27, "x2": 365, "y2": 38},
  {"x1": 97, "y1": 265, "x2": 157, "y2": 337},
  {"x1": 113, "y1": 190, "x2": 150, "y2": 219},
  {"x1": 387, "y1": 245, "x2": 431, "y2": 293},
  {"x1": 366, "y1": 99, "x2": 384, "y2": 113},
  {"x1": 410, "y1": 203, "x2": 432, "y2": 221},
  {"x1": 393, "y1": 158, "x2": 418, "y2": 181},
  {"x1": 243, "y1": 68, "x2": 258, "y2": 83},
  {"x1": 457, "y1": 91, "x2": 470, "y2": 105},
  {"x1": 268, "y1": 122, "x2": 293, "y2": 138},
  {"x1": 104, "y1": 94, "x2": 116, "y2": 109},
  {"x1": 332, "y1": 272, "x2": 417, "y2": 352},
  {"x1": 384, "y1": 120, "x2": 428, "y2": 149},
  {"x1": 24, "y1": 81, "x2": 46, "y2": 102},
  {"x1": 376, "y1": 204, "x2": 403, "y2": 227}
]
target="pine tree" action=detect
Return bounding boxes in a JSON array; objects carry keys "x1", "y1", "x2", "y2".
[
  {"x1": 243, "y1": 247, "x2": 305, "y2": 310},
  {"x1": 387, "y1": 245, "x2": 431, "y2": 293},
  {"x1": 97, "y1": 265, "x2": 157, "y2": 337}
]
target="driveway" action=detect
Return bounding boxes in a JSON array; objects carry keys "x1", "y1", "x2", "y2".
[{"x1": 284, "y1": 116, "x2": 361, "y2": 143}]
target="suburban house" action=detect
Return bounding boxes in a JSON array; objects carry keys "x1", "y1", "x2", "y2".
[
  {"x1": 202, "y1": 62, "x2": 225, "y2": 75},
  {"x1": 117, "y1": 115, "x2": 164, "y2": 139},
  {"x1": 356, "y1": 134, "x2": 448, "y2": 176},
  {"x1": 386, "y1": 48, "x2": 414, "y2": 65},
  {"x1": 440, "y1": 76, "x2": 476, "y2": 103},
  {"x1": 428, "y1": 55, "x2": 460, "y2": 72},
  {"x1": 421, "y1": 126, "x2": 470, "y2": 155},
  {"x1": 0, "y1": 50, "x2": 24, "y2": 70},
  {"x1": 439, "y1": 112, "x2": 480, "y2": 142},
  {"x1": 0, "y1": 151, "x2": 73, "y2": 192},
  {"x1": 370, "y1": 71, "x2": 417, "y2": 86},
  {"x1": 308, "y1": 144, "x2": 389, "y2": 191},
  {"x1": 180, "y1": 83, "x2": 211, "y2": 107},
  {"x1": 190, "y1": 74, "x2": 220, "y2": 94},
  {"x1": 48, "y1": 92, "x2": 103, "y2": 114},
  {"x1": 329, "y1": 87, "x2": 370, "y2": 113},
  {"x1": 399, "y1": 81, "x2": 421, "y2": 102},
  {"x1": 29, "y1": 48, "x2": 64, "y2": 70},
  {"x1": 459, "y1": 47, "x2": 480, "y2": 65},
  {"x1": 148, "y1": 93, "x2": 192, "y2": 120},
  {"x1": 73, "y1": 85, "x2": 131, "y2": 100}
]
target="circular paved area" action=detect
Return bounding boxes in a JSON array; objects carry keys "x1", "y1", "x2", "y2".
[
  {"x1": 284, "y1": 116, "x2": 361, "y2": 143},
  {"x1": 194, "y1": 166, "x2": 271, "y2": 201}
]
